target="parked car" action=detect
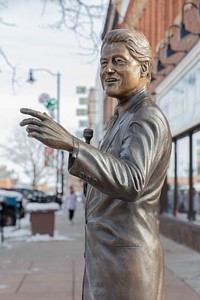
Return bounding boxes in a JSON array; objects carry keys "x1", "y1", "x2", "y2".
[
  {"x1": 0, "y1": 189, "x2": 26, "y2": 226},
  {"x1": 2, "y1": 187, "x2": 62, "y2": 207},
  {"x1": 30, "y1": 190, "x2": 62, "y2": 206},
  {"x1": 0, "y1": 198, "x2": 6, "y2": 227},
  {"x1": 3, "y1": 187, "x2": 34, "y2": 203},
  {"x1": 48, "y1": 193, "x2": 63, "y2": 207},
  {"x1": 3, "y1": 188, "x2": 50, "y2": 203}
]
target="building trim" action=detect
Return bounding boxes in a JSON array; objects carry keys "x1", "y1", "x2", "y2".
[{"x1": 155, "y1": 41, "x2": 200, "y2": 102}]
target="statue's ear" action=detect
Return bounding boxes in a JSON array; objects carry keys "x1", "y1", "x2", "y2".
[{"x1": 140, "y1": 62, "x2": 149, "y2": 77}]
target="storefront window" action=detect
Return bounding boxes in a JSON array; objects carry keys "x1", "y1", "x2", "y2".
[
  {"x1": 192, "y1": 131, "x2": 200, "y2": 222},
  {"x1": 167, "y1": 143, "x2": 175, "y2": 215},
  {"x1": 177, "y1": 137, "x2": 189, "y2": 220}
]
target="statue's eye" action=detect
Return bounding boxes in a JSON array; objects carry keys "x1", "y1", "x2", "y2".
[
  {"x1": 100, "y1": 60, "x2": 107, "y2": 68},
  {"x1": 114, "y1": 57, "x2": 126, "y2": 65}
]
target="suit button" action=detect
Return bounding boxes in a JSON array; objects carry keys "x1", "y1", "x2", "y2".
[
  {"x1": 79, "y1": 172, "x2": 84, "y2": 178},
  {"x1": 85, "y1": 175, "x2": 91, "y2": 181},
  {"x1": 92, "y1": 178, "x2": 97, "y2": 185}
]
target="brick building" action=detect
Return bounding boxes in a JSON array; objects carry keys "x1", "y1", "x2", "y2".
[{"x1": 94, "y1": 0, "x2": 200, "y2": 251}]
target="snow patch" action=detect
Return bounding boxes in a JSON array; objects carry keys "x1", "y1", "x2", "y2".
[
  {"x1": 26, "y1": 203, "x2": 59, "y2": 212},
  {"x1": 26, "y1": 230, "x2": 75, "y2": 242}
]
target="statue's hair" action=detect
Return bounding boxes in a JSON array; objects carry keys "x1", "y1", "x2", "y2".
[{"x1": 101, "y1": 29, "x2": 154, "y2": 83}]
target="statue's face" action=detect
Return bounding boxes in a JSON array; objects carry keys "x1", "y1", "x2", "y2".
[{"x1": 100, "y1": 42, "x2": 141, "y2": 100}]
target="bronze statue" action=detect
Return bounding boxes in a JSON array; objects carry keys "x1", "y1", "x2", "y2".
[{"x1": 20, "y1": 29, "x2": 172, "y2": 300}]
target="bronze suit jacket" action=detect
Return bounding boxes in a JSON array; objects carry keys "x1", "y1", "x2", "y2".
[{"x1": 68, "y1": 89, "x2": 172, "y2": 300}]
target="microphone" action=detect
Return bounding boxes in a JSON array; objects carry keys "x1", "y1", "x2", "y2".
[
  {"x1": 83, "y1": 128, "x2": 93, "y2": 196},
  {"x1": 83, "y1": 128, "x2": 93, "y2": 144}
]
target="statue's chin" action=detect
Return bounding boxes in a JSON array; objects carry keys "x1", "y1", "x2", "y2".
[{"x1": 104, "y1": 87, "x2": 118, "y2": 98}]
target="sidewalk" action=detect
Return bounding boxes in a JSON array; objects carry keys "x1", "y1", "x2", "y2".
[
  {"x1": 0, "y1": 203, "x2": 200, "y2": 300},
  {"x1": 161, "y1": 236, "x2": 200, "y2": 300}
]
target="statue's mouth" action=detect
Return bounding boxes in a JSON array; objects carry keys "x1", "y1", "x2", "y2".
[{"x1": 105, "y1": 77, "x2": 118, "y2": 83}]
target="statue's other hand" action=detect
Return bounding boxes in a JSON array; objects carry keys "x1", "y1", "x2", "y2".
[{"x1": 20, "y1": 108, "x2": 74, "y2": 152}]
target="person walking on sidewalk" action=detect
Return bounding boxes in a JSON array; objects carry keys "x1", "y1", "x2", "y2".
[
  {"x1": 65, "y1": 186, "x2": 77, "y2": 224},
  {"x1": 20, "y1": 28, "x2": 172, "y2": 300}
]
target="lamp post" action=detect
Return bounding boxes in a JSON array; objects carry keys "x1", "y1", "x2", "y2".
[{"x1": 27, "y1": 68, "x2": 64, "y2": 197}]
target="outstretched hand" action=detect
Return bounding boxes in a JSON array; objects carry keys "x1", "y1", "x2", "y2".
[{"x1": 20, "y1": 108, "x2": 74, "y2": 152}]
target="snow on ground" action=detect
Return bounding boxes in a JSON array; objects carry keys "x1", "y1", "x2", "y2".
[
  {"x1": 0, "y1": 210, "x2": 75, "y2": 247},
  {"x1": 26, "y1": 202, "x2": 60, "y2": 212}
]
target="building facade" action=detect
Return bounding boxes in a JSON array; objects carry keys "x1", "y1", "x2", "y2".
[{"x1": 97, "y1": 0, "x2": 200, "y2": 251}]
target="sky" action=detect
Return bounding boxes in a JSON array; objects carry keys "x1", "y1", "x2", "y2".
[{"x1": 0, "y1": 0, "x2": 107, "y2": 176}]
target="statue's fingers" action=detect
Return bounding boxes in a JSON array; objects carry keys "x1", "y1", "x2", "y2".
[
  {"x1": 27, "y1": 131, "x2": 45, "y2": 142},
  {"x1": 20, "y1": 118, "x2": 42, "y2": 127},
  {"x1": 20, "y1": 108, "x2": 47, "y2": 121},
  {"x1": 26, "y1": 124, "x2": 43, "y2": 134},
  {"x1": 26, "y1": 125, "x2": 56, "y2": 139},
  {"x1": 27, "y1": 132, "x2": 57, "y2": 149}
]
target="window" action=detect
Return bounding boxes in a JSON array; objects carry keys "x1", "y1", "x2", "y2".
[
  {"x1": 167, "y1": 143, "x2": 175, "y2": 215},
  {"x1": 76, "y1": 109, "x2": 88, "y2": 116},
  {"x1": 177, "y1": 137, "x2": 189, "y2": 219},
  {"x1": 192, "y1": 131, "x2": 200, "y2": 221},
  {"x1": 79, "y1": 98, "x2": 88, "y2": 105},
  {"x1": 193, "y1": 131, "x2": 200, "y2": 190}
]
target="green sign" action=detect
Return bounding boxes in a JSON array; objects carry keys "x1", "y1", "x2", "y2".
[
  {"x1": 76, "y1": 86, "x2": 86, "y2": 94},
  {"x1": 76, "y1": 109, "x2": 88, "y2": 116},
  {"x1": 79, "y1": 97, "x2": 88, "y2": 105}
]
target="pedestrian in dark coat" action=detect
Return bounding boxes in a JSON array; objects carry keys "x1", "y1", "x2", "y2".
[{"x1": 20, "y1": 28, "x2": 172, "y2": 300}]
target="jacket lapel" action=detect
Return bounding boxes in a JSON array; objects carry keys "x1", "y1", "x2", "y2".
[
  {"x1": 101, "y1": 109, "x2": 130, "y2": 152},
  {"x1": 101, "y1": 122, "x2": 119, "y2": 152},
  {"x1": 100, "y1": 89, "x2": 148, "y2": 152}
]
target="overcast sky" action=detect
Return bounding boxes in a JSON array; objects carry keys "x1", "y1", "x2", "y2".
[{"x1": 0, "y1": 0, "x2": 106, "y2": 174}]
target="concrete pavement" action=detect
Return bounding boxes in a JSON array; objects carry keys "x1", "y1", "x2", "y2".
[
  {"x1": 0, "y1": 203, "x2": 200, "y2": 300},
  {"x1": 161, "y1": 236, "x2": 200, "y2": 300}
]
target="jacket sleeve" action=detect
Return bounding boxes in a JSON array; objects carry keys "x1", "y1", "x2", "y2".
[{"x1": 68, "y1": 109, "x2": 170, "y2": 202}]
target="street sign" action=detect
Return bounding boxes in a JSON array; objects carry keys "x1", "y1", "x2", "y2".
[
  {"x1": 38, "y1": 93, "x2": 51, "y2": 103},
  {"x1": 38, "y1": 93, "x2": 57, "y2": 119}
]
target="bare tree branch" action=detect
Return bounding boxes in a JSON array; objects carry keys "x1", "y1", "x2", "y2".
[
  {"x1": 0, "y1": 47, "x2": 17, "y2": 90},
  {"x1": 0, "y1": 1, "x2": 17, "y2": 88},
  {"x1": 41, "y1": 0, "x2": 107, "y2": 58},
  {"x1": 0, "y1": 17, "x2": 15, "y2": 26},
  {"x1": 0, "y1": 0, "x2": 7, "y2": 8},
  {"x1": 0, "y1": 129, "x2": 55, "y2": 189},
  {"x1": 0, "y1": 0, "x2": 107, "y2": 87}
]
